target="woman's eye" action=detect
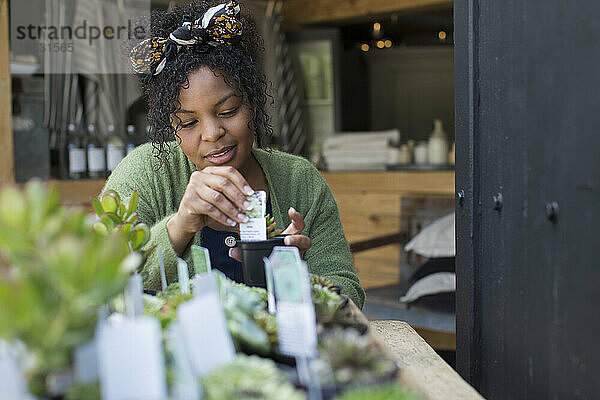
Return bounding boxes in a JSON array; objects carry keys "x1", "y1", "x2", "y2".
[
  {"x1": 181, "y1": 120, "x2": 197, "y2": 129},
  {"x1": 219, "y1": 107, "x2": 239, "y2": 117}
]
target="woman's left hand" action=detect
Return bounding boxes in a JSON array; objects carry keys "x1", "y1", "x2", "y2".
[
  {"x1": 281, "y1": 207, "x2": 311, "y2": 255},
  {"x1": 228, "y1": 207, "x2": 311, "y2": 261}
]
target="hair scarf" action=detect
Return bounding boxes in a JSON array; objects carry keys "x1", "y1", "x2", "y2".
[{"x1": 130, "y1": 1, "x2": 243, "y2": 77}]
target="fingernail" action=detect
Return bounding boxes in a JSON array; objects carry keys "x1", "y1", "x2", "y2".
[
  {"x1": 238, "y1": 213, "x2": 249, "y2": 223},
  {"x1": 243, "y1": 201, "x2": 252, "y2": 210},
  {"x1": 284, "y1": 237, "x2": 291, "y2": 245},
  {"x1": 228, "y1": 248, "x2": 233, "y2": 257},
  {"x1": 227, "y1": 218, "x2": 236, "y2": 226},
  {"x1": 244, "y1": 186, "x2": 254, "y2": 195},
  {"x1": 289, "y1": 207, "x2": 296, "y2": 214}
]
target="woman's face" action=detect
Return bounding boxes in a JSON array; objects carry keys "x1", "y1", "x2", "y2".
[{"x1": 174, "y1": 67, "x2": 255, "y2": 174}]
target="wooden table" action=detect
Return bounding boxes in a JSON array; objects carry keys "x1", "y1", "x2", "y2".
[{"x1": 370, "y1": 320, "x2": 484, "y2": 400}]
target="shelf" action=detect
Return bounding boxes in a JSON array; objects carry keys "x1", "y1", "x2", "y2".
[{"x1": 48, "y1": 179, "x2": 106, "y2": 206}]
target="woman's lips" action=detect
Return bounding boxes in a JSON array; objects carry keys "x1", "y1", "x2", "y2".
[{"x1": 205, "y1": 145, "x2": 237, "y2": 164}]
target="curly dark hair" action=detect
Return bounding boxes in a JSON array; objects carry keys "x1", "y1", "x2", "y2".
[{"x1": 138, "y1": 1, "x2": 272, "y2": 164}]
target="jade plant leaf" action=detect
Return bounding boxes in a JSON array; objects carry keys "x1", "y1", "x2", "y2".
[
  {"x1": 91, "y1": 197, "x2": 104, "y2": 217},
  {"x1": 101, "y1": 193, "x2": 118, "y2": 213},
  {"x1": 126, "y1": 191, "x2": 138, "y2": 219}
]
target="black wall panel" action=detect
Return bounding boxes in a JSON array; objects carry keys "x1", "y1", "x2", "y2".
[{"x1": 455, "y1": 1, "x2": 600, "y2": 398}]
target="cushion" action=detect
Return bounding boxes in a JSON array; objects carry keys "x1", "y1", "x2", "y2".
[{"x1": 404, "y1": 213, "x2": 455, "y2": 258}]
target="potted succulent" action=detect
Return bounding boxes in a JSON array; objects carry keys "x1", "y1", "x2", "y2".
[
  {"x1": 0, "y1": 182, "x2": 140, "y2": 398},
  {"x1": 237, "y1": 213, "x2": 286, "y2": 288}
]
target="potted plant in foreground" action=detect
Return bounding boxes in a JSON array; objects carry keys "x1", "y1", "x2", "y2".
[
  {"x1": 0, "y1": 182, "x2": 143, "y2": 398},
  {"x1": 237, "y1": 213, "x2": 285, "y2": 287}
]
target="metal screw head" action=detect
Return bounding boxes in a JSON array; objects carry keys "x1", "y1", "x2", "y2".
[
  {"x1": 493, "y1": 193, "x2": 503, "y2": 211},
  {"x1": 457, "y1": 190, "x2": 465, "y2": 206},
  {"x1": 546, "y1": 201, "x2": 559, "y2": 222}
]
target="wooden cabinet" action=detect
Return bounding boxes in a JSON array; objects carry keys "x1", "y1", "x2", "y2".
[{"x1": 322, "y1": 170, "x2": 454, "y2": 288}]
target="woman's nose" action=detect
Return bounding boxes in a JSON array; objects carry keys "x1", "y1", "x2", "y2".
[{"x1": 201, "y1": 117, "x2": 225, "y2": 142}]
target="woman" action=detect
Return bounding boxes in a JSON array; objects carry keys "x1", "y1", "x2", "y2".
[{"x1": 105, "y1": 0, "x2": 364, "y2": 307}]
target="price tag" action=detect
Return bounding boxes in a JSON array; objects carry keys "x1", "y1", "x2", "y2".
[
  {"x1": 239, "y1": 191, "x2": 267, "y2": 241},
  {"x1": 165, "y1": 321, "x2": 202, "y2": 400},
  {"x1": 177, "y1": 273, "x2": 235, "y2": 377},
  {"x1": 97, "y1": 316, "x2": 167, "y2": 400},
  {"x1": 177, "y1": 257, "x2": 191, "y2": 294},
  {"x1": 191, "y1": 245, "x2": 212, "y2": 275}
]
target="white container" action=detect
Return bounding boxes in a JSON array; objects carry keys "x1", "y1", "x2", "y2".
[
  {"x1": 387, "y1": 148, "x2": 400, "y2": 164},
  {"x1": 427, "y1": 119, "x2": 449, "y2": 165},
  {"x1": 398, "y1": 144, "x2": 412, "y2": 165},
  {"x1": 414, "y1": 141, "x2": 429, "y2": 164}
]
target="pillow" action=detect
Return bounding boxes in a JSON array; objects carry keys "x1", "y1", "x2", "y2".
[
  {"x1": 399, "y1": 272, "x2": 456, "y2": 304},
  {"x1": 404, "y1": 213, "x2": 455, "y2": 258}
]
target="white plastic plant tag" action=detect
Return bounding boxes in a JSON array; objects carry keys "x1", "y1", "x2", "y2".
[
  {"x1": 263, "y1": 257, "x2": 276, "y2": 314},
  {"x1": 191, "y1": 245, "x2": 212, "y2": 275},
  {"x1": 74, "y1": 338, "x2": 98, "y2": 384},
  {"x1": 177, "y1": 257, "x2": 191, "y2": 294},
  {"x1": 157, "y1": 246, "x2": 168, "y2": 291},
  {"x1": 97, "y1": 316, "x2": 167, "y2": 400},
  {"x1": 272, "y1": 259, "x2": 317, "y2": 357},
  {"x1": 277, "y1": 302, "x2": 317, "y2": 357},
  {"x1": 177, "y1": 274, "x2": 235, "y2": 377},
  {"x1": 239, "y1": 190, "x2": 267, "y2": 241},
  {"x1": 271, "y1": 245, "x2": 302, "y2": 265},
  {"x1": 0, "y1": 340, "x2": 32, "y2": 400},
  {"x1": 124, "y1": 273, "x2": 144, "y2": 318},
  {"x1": 192, "y1": 270, "x2": 218, "y2": 296},
  {"x1": 165, "y1": 321, "x2": 203, "y2": 400}
]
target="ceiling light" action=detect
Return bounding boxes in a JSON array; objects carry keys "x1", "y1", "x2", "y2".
[
  {"x1": 438, "y1": 30, "x2": 447, "y2": 40},
  {"x1": 376, "y1": 40, "x2": 385, "y2": 49},
  {"x1": 384, "y1": 40, "x2": 392, "y2": 48},
  {"x1": 360, "y1": 43, "x2": 370, "y2": 52}
]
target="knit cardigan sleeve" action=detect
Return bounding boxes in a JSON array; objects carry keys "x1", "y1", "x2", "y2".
[{"x1": 297, "y1": 161, "x2": 366, "y2": 309}]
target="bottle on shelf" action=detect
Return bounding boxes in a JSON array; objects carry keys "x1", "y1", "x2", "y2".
[
  {"x1": 126, "y1": 125, "x2": 136, "y2": 155},
  {"x1": 66, "y1": 124, "x2": 86, "y2": 179},
  {"x1": 106, "y1": 124, "x2": 125, "y2": 173},
  {"x1": 86, "y1": 123, "x2": 107, "y2": 179}
]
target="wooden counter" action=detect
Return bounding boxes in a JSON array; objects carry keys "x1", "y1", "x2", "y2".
[
  {"x1": 370, "y1": 320, "x2": 484, "y2": 400},
  {"x1": 321, "y1": 170, "x2": 454, "y2": 288}
]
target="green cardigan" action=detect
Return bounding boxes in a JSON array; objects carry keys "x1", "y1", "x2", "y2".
[{"x1": 103, "y1": 143, "x2": 365, "y2": 308}]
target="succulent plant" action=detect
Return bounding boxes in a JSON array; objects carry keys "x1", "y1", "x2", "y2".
[
  {"x1": 319, "y1": 327, "x2": 398, "y2": 387},
  {"x1": 335, "y1": 383, "x2": 419, "y2": 400},
  {"x1": 266, "y1": 213, "x2": 283, "y2": 239},
  {"x1": 311, "y1": 274, "x2": 341, "y2": 294},
  {"x1": 0, "y1": 181, "x2": 138, "y2": 397},
  {"x1": 201, "y1": 355, "x2": 304, "y2": 400},
  {"x1": 91, "y1": 189, "x2": 155, "y2": 265}
]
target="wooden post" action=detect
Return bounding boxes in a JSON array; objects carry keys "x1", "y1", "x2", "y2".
[{"x1": 0, "y1": 0, "x2": 14, "y2": 186}]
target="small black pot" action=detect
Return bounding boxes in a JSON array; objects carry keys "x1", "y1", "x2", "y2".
[{"x1": 237, "y1": 235, "x2": 287, "y2": 288}]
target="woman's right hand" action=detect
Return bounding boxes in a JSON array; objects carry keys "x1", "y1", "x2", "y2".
[{"x1": 167, "y1": 166, "x2": 254, "y2": 255}]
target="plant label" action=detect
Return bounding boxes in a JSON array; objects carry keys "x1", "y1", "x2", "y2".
[
  {"x1": 191, "y1": 245, "x2": 212, "y2": 275},
  {"x1": 177, "y1": 274, "x2": 235, "y2": 377},
  {"x1": 239, "y1": 190, "x2": 267, "y2": 241},
  {"x1": 97, "y1": 316, "x2": 167, "y2": 400},
  {"x1": 124, "y1": 273, "x2": 144, "y2": 318},
  {"x1": 271, "y1": 258, "x2": 317, "y2": 357},
  {"x1": 263, "y1": 257, "x2": 277, "y2": 314},
  {"x1": 0, "y1": 340, "x2": 32, "y2": 400},
  {"x1": 165, "y1": 321, "x2": 203, "y2": 400},
  {"x1": 177, "y1": 257, "x2": 191, "y2": 294},
  {"x1": 157, "y1": 246, "x2": 168, "y2": 291},
  {"x1": 74, "y1": 338, "x2": 98, "y2": 384},
  {"x1": 271, "y1": 246, "x2": 302, "y2": 265}
]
